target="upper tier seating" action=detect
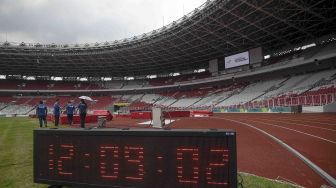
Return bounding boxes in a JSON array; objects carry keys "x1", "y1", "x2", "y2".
[
  {"x1": 216, "y1": 79, "x2": 285, "y2": 107},
  {"x1": 291, "y1": 69, "x2": 336, "y2": 92},
  {"x1": 0, "y1": 68, "x2": 335, "y2": 114},
  {"x1": 154, "y1": 96, "x2": 177, "y2": 107},
  {"x1": 101, "y1": 81, "x2": 124, "y2": 89},
  {"x1": 193, "y1": 90, "x2": 236, "y2": 108},
  {"x1": 261, "y1": 75, "x2": 308, "y2": 99},
  {"x1": 139, "y1": 94, "x2": 162, "y2": 104},
  {"x1": 148, "y1": 72, "x2": 211, "y2": 86},
  {"x1": 313, "y1": 42, "x2": 336, "y2": 59},
  {"x1": 262, "y1": 69, "x2": 336, "y2": 100},
  {"x1": 122, "y1": 81, "x2": 146, "y2": 89},
  {"x1": 0, "y1": 80, "x2": 102, "y2": 90},
  {"x1": 121, "y1": 94, "x2": 144, "y2": 102},
  {"x1": 129, "y1": 101, "x2": 152, "y2": 110},
  {"x1": 170, "y1": 98, "x2": 201, "y2": 108}
]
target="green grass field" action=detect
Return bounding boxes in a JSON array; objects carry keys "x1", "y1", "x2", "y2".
[{"x1": 0, "y1": 117, "x2": 297, "y2": 188}]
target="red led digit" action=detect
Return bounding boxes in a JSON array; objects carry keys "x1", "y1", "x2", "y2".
[
  {"x1": 84, "y1": 153, "x2": 91, "y2": 169},
  {"x1": 206, "y1": 149, "x2": 229, "y2": 186},
  {"x1": 176, "y1": 148, "x2": 199, "y2": 184},
  {"x1": 156, "y1": 156, "x2": 164, "y2": 174},
  {"x1": 124, "y1": 146, "x2": 144, "y2": 181},
  {"x1": 57, "y1": 144, "x2": 74, "y2": 176},
  {"x1": 48, "y1": 144, "x2": 54, "y2": 171},
  {"x1": 99, "y1": 145, "x2": 119, "y2": 179}
]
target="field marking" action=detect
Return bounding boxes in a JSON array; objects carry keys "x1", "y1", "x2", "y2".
[
  {"x1": 281, "y1": 117, "x2": 336, "y2": 125},
  {"x1": 211, "y1": 116, "x2": 336, "y2": 187},
  {"x1": 248, "y1": 117, "x2": 336, "y2": 132},
  {"x1": 245, "y1": 119, "x2": 336, "y2": 144}
]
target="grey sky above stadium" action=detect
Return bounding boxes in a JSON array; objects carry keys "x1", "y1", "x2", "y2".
[{"x1": 0, "y1": 0, "x2": 206, "y2": 44}]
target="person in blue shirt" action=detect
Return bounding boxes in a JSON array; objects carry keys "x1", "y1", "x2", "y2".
[
  {"x1": 66, "y1": 101, "x2": 75, "y2": 126},
  {"x1": 77, "y1": 99, "x2": 88, "y2": 128},
  {"x1": 36, "y1": 101, "x2": 48, "y2": 127},
  {"x1": 53, "y1": 98, "x2": 61, "y2": 127}
]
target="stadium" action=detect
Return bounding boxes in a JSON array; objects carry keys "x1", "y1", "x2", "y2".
[{"x1": 0, "y1": 0, "x2": 336, "y2": 187}]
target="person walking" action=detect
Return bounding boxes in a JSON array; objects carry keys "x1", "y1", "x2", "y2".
[
  {"x1": 36, "y1": 100, "x2": 48, "y2": 127},
  {"x1": 53, "y1": 98, "x2": 61, "y2": 127},
  {"x1": 66, "y1": 100, "x2": 75, "y2": 126},
  {"x1": 77, "y1": 99, "x2": 88, "y2": 128}
]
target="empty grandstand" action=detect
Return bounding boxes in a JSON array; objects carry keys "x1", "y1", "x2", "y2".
[
  {"x1": 1, "y1": 0, "x2": 336, "y2": 187},
  {"x1": 0, "y1": 64, "x2": 335, "y2": 115}
]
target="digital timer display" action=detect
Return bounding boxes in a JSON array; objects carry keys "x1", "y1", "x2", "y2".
[{"x1": 34, "y1": 129, "x2": 237, "y2": 188}]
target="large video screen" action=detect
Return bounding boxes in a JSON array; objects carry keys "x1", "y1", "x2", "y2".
[{"x1": 225, "y1": 51, "x2": 249, "y2": 69}]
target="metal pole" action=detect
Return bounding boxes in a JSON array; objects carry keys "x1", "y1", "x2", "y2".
[
  {"x1": 285, "y1": 97, "x2": 287, "y2": 106},
  {"x1": 305, "y1": 95, "x2": 307, "y2": 105},
  {"x1": 277, "y1": 98, "x2": 280, "y2": 106},
  {"x1": 291, "y1": 97, "x2": 293, "y2": 106}
]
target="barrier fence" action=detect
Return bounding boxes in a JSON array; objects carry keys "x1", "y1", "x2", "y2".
[{"x1": 222, "y1": 93, "x2": 335, "y2": 110}]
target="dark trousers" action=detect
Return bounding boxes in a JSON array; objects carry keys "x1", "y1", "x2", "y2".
[
  {"x1": 67, "y1": 114, "x2": 73, "y2": 126},
  {"x1": 80, "y1": 113, "x2": 86, "y2": 128},
  {"x1": 38, "y1": 115, "x2": 47, "y2": 127},
  {"x1": 54, "y1": 115, "x2": 60, "y2": 126}
]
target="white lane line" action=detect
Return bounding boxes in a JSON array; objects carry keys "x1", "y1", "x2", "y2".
[
  {"x1": 249, "y1": 118, "x2": 336, "y2": 132},
  {"x1": 271, "y1": 117, "x2": 336, "y2": 126},
  {"x1": 211, "y1": 116, "x2": 336, "y2": 187},
  {"x1": 246, "y1": 119, "x2": 336, "y2": 144}
]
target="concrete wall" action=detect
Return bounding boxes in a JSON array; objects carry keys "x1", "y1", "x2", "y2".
[
  {"x1": 323, "y1": 102, "x2": 336, "y2": 112},
  {"x1": 302, "y1": 106, "x2": 324, "y2": 113},
  {"x1": 302, "y1": 102, "x2": 336, "y2": 113}
]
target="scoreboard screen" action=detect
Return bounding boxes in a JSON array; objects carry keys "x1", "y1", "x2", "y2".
[
  {"x1": 34, "y1": 128, "x2": 237, "y2": 188},
  {"x1": 225, "y1": 51, "x2": 250, "y2": 69}
]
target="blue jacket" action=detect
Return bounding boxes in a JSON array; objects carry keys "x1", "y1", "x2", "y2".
[
  {"x1": 53, "y1": 103, "x2": 61, "y2": 116},
  {"x1": 66, "y1": 104, "x2": 75, "y2": 115},
  {"x1": 77, "y1": 103, "x2": 87, "y2": 114},
  {"x1": 36, "y1": 104, "x2": 47, "y2": 116}
]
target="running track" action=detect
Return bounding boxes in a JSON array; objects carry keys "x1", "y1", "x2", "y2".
[{"x1": 83, "y1": 113, "x2": 336, "y2": 187}]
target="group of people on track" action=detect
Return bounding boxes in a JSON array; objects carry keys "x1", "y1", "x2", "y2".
[{"x1": 36, "y1": 99, "x2": 88, "y2": 128}]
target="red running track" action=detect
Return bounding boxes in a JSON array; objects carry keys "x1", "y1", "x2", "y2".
[
  {"x1": 67, "y1": 113, "x2": 336, "y2": 187},
  {"x1": 214, "y1": 113, "x2": 336, "y2": 180}
]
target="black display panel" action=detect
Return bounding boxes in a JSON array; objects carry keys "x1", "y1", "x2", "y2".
[{"x1": 34, "y1": 128, "x2": 237, "y2": 188}]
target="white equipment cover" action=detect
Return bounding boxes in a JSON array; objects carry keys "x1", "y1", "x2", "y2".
[{"x1": 152, "y1": 107, "x2": 164, "y2": 128}]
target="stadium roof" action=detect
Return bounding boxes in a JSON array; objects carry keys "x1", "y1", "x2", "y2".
[{"x1": 1, "y1": 0, "x2": 336, "y2": 77}]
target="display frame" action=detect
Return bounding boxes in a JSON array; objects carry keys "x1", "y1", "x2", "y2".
[
  {"x1": 224, "y1": 51, "x2": 250, "y2": 69},
  {"x1": 34, "y1": 128, "x2": 237, "y2": 188}
]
